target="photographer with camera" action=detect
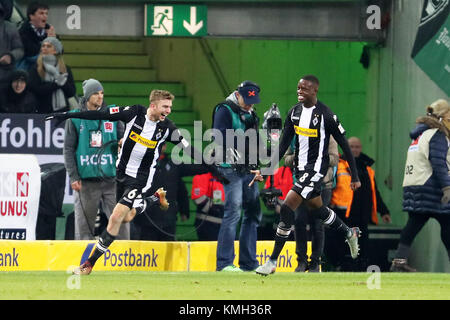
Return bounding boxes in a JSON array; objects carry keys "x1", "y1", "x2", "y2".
[{"x1": 212, "y1": 80, "x2": 263, "y2": 272}]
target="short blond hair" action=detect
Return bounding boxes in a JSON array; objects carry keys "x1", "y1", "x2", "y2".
[{"x1": 149, "y1": 90, "x2": 174, "y2": 104}]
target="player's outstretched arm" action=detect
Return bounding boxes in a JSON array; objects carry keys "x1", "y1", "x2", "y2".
[{"x1": 45, "y1": 105, "x2": 137, "y2": 124}]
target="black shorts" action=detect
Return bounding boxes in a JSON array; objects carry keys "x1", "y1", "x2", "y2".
[
  {"x1": 116, "y1": 172, "x2": 145, "y2": 209},
  {"x1": 291, "y1": 170, "x2": 324, "y2": 200}
]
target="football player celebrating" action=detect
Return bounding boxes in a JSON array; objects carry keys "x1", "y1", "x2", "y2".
[
  {"x1": 253, "y1": 75, "x2": 362, "y2": 276},
  {"x1": 46, "y1": 89, "x2": 227, "y2": 275}
]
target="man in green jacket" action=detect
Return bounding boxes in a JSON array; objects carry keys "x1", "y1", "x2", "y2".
[{"x1": 63, "y1": 79, "x2": 128, "y2": 240}]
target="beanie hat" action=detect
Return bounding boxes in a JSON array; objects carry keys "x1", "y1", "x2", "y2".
[
  {"x1": 42, "y1": 37, "x2": 63, "y2": 55},
  {"x1": 9, "y1": 69, "x2": 28, "y2": 83},
  {"x1": 82, "y1": 79, "x2": 103, "y2": 100}
]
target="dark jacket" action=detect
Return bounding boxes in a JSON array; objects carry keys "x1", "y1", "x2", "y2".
[
  {"x1": 0, "y1": 5, "x2": 24, "y2": 83},
  {"x1": 18, "y1": 20, "x2": 49, "y2": 59},
  {"x1": 27, "y1": 63, "x2": 76, "y2": 114},
  {"x1": 0, "y1": 83, "x2": 37, "y2": 113},
  {"x1": 343, "y1": 152, "x2": 389, "y2": 225},
  {"x1": 403, "y1": 123, "x2": 450, "y2": 215}
]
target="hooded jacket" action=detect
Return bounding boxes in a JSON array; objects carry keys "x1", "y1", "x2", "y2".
[
  {"x1": 403, "y1": 123, "x2": 450, "y2": 214},
  {"x1": 0, "y1": 70, "x2": 37, "y2": 113}
]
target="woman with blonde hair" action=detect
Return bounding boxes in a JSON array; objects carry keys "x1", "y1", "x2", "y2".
[
  {"x1": 28, "y1": 37, "x2": 76, "y2": 114},
  {"x1": 391, "y1": 99, "x2": 450, "y2": 272}
]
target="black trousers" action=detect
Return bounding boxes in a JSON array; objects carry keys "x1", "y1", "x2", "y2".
[
  {"x1": 195, "y1": 219, "x2": 221, "y2": 241},
  {"x1": 399, "y1": 212, "x2": 450, "y2": 260},
  {"x1": 294, "y1": 188, "x2": 331, "y2": 265},
  {"x1": 294, "y1": 208, "x2": 324, "y2": 264},
  {"x1": 323, "y1": 208, "x2": 349, "y2": 270}
]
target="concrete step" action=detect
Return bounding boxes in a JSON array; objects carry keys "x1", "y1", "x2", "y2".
[
  {"x1": 75, "y1": 81, "x2": 186, "y2": 97},
  {"x1": 110, "y1": 96, "x2": 192, "y2": 111},
  {"x1": 61, "y1": 38, "x2": 145, "y2": 55},
  {"x1": 64, "y1": 54, "x2": 151, "y2": 68},
  {"x1": 64, "y1": 37, "x2": 195, "y2": 133},
  {"x1": 72, "y1": 67, "x2": 157, "y2": 82}
]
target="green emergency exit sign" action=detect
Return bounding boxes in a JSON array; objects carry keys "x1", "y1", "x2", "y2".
[{"x1": 145, "y1": 4, "x2": 207, "y2": 37}]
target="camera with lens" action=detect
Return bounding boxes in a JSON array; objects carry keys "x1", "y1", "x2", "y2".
[{"x1": 260, "y1": 103, "x2": 283, "y2": 210}]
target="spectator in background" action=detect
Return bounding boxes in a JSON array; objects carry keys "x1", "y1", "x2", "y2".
[
  {"x1": 0, "y1": 0, "x2": 24, "y2": 90},
  {"x1": 28, "y1": 37, "x2": 76, "y2": 114},
  {"x1": 131, "y1": 143, "x2": 212, "y2": 241},
  {"x1": 328, "y1": 137, "x2": 391, "y2": 271},
  {"x1": 192, "y1": 172, "x2": 225, "y2": 241},
  {"x1": 391, "y1": 99, "x2": 450, "y2": 272},
  {"x1": 63, "y1": 79, "x2": 128, "y2": 240},
  {"x1": 0, "y1": 69, "x2": 37, "y2": 113},
  {"x1": 17, "y1": 2, "x2": 56, "y2": 71}
]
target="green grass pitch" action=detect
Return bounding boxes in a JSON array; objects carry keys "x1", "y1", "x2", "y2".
[{"x1": 0, "y1": 271, "x2": 449, "y2": 300}]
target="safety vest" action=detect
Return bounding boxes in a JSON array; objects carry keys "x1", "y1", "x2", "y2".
[
  {"x1": 331, "y1": 158, "x2": 379, "y2": 224},
  {"x1": 264, "y1": 166, "x2": 293, "y2": 200},
  {"x1": 212, "y1": 103, "x2": 258, "y2": 168},
  {"x1": 71, "y1": 105, "x2": 118, "y2": 179},
  {"x1": 192, "y1": 172, "x2": 225, "y2": 203}
]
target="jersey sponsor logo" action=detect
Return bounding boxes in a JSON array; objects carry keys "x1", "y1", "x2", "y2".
[
  {"x1": 109, "y1": 107, "x2": 120, "y2": 114},
  {"x1": 294, "y1": 125, "x2": 318, "y2": 137},
  {"x1": 129, "y1": 131, "x2": 158, "y2": 148}
]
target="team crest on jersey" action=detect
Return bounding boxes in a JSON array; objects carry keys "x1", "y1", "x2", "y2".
[
  {"x1": 155, "y1": 130, "x2": 162, "y2": 140},
  {"x1": 312, "y1": 116, "x2": 319, "y2": 126},
  {"x1": 129, "y1": 131, "x2": 158, "y2": 148},
  {"x1": 294, "y1": 125, "x2": 318, "y2": 137}
]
